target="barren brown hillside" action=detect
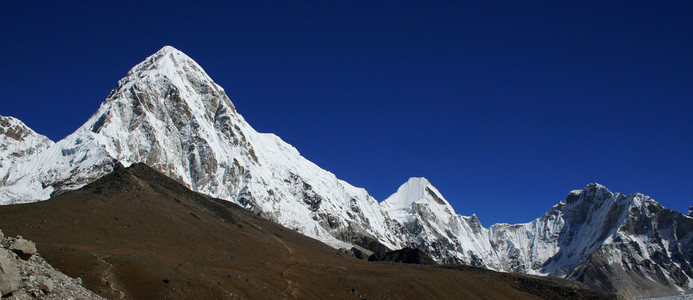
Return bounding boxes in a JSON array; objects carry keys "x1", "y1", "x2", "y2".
[{"x1": 0, "y1": 164, "x2": 616, "y2": 299}]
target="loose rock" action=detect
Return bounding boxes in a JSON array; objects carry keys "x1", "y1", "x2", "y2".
[
  {"x1": 0, "y1": 228, "x2": 104, "y2": 299},
  {"x1": 0, "y1": 249, "x2": 21, "y2": 295},
  {"x1": 36, "y1": 276, "x2": 54, "y2": 293},
  {"x1": 9, "y1": 238, "x2": 37, "y2": 260}
]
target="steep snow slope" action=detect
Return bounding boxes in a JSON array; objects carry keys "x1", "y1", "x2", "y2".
[
  {"x1": 0, "y1": 46, "x2": 402, "y2": 250},
  {"x1": 567, "y1": 190, "x2": 693, "y2": 298},
  {"x1": 0, "y1": 115, "x2": 54, "y2": 203},
  {"x1": 381, "y1": 177, "x2": 496, "y2": 265}
]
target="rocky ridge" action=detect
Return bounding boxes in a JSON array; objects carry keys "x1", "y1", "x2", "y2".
[
  {"x1": 385, "y1": 180, "x2": 693, "y2": 298},
  {"x1": 0, "y1": 229, "x2": 102, "y2": 299}
]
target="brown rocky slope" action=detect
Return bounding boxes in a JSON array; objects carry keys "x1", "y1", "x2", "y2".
[{"x1": 0, "y1": 163, "x2": 616, "y2": 299}]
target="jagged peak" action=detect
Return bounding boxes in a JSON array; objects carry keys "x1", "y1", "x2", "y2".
[
  {"x1": 97, "y1": 44, "x2": 235, "y2": 126},
  {"x1": 124, "y1": 45, "x2": 202, "y2": 79},
  {"x1": 688, "y1": 205, "x2": 693, "y2": 217},
  {"x1": 572, "y1": 183, "x2": 613, "y2": 198},
  {"x1": 583, "y1": 182, "x2": 610, "y2": 192},
  {"x1": 381, "y1": 177, "x2": 452, "y2": 210},
  {"x1": 0, "y1": 115, "x2": 53, "y2": 144}
]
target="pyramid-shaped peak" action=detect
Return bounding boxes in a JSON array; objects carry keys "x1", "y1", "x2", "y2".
[
  {"x1": 104, "y1": 44, "x2": 227, "y2": 109},
  {"x1": 157, "y1": 45, "x2": 183, "y2": 55},
  {"x1": 406, "y1": 177, "x2": 432, "y2": 186},
  {"x1": 563, "y1": 183, "x2": 621, "y2": 209},
  {"x1": 121, "y1": 45, "x2": 207, "y2": 81},
  {"x1": 149, "y1": 45, "x2": 191, "y2": 61},
  {"x1": 382, "y1": 177, "x2": 450, "y2": 209}
]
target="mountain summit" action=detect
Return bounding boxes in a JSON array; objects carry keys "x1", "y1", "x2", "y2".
[
  {"x1": 1, "y1": 46, "x2": 691, "y2": 298},
  {"x1": 0, "y1": 46, "x2": 400, "y2": 251}
]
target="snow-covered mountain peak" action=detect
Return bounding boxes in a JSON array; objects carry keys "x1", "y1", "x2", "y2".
[
  {"x1": 688, "y1": 205, "x2": 692, "y2": 217},
  {"x1": 381, "y1": 177, "x2": 456, "y2": 214},
  {"x1": 0, "y1": 47, "x2": 402, "y2": 252},
  {"x1": 563, "y1": 183, "x2": 615, "y2": 205},
  {"x1": 131, "y1": 45, "x2": 195, "y2": 74},
  {"x1": 106, "y1": 45, "x2": 234, "y2": 113},
  {"x1": 0, "y1": 115, "x2": 53, "y2": 177}
]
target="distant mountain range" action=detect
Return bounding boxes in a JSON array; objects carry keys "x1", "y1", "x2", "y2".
[{"x1": 1, "y1": 46, "x2": 691, "y2": 298}]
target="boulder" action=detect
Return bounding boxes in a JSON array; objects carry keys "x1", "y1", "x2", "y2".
[
  {"x1": 8, "y1": 238, "x2": 36, "y2": 260},
  {"x1": 37, "y1": 275, "x2": 54, "y2": 293},
  {"x1": 0, "y1": 249, "x2": 21, "y2": 295}
]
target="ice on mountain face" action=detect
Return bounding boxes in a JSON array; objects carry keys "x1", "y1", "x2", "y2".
[
  {"x1": 688, "y1": 205, "x2": 692, "y2": 217},
  {"x1": 0, "y1": 116, "x2": 54, "y2": 175},
  {"x1": 0, "y1": 116, "x2": 54, "y2": 203},
  {"x1": 381, "y1": 177, "x2": 456, "y2": 222},
  {"x1": 568, "y1": 193, "x2": 693, "y2": 298},
  {"x1": 380, "y1": 177, "x2": 496, "y2": 265}
]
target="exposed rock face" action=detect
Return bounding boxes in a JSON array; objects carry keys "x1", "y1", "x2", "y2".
[
  {"x1": 0, "y1": 229, "x2": 103, "y2": 299},
  {"x1": 368, "y1": 248, "x2": 437, "y2": 265}
]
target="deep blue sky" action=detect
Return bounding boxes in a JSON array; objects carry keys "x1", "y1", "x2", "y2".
[{"x1": 2, "y1": 1, "x2": 691, "y2": 225}]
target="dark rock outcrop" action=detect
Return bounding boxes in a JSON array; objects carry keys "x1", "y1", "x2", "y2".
[{"x1": 368, "y1": 247, "x2": 437, "y2": 265}]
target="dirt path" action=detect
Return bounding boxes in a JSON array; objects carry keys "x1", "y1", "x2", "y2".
[
  {"x1": 95, "y1": 254, "x2": 127, "y2": 300},
  {"x1": 273, "y1": 236, "x2": 300, "y2": 299}
]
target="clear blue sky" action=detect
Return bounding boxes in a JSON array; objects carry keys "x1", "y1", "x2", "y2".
[{"x1": 2, "y1": 1, "x2": 691, "y2": 225}]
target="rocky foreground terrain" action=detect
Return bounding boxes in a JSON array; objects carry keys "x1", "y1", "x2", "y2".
[
  {"x1": 0, "y1": 163, "x2": 617, "y2": 299},
  {"x1": 0, "y1": 230, "x2": 102, "y2": 299}
]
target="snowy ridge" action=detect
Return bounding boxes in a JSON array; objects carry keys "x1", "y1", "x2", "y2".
[
  {"x1": 385, "y1": 180, "x2": 693, "y2": 298},
  {"x1": 0, "y1": 116, "x2": 54, "y2": 203},
  {"x1": 1, "y1": 46, "x2": 691, "y2": 298}
]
